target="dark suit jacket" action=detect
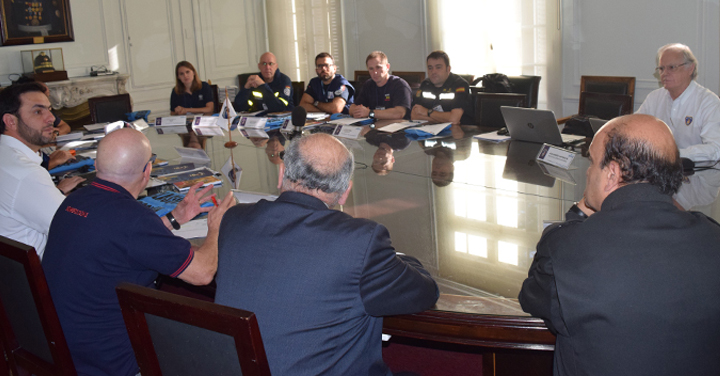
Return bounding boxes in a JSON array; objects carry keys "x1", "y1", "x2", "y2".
[
  {"x1": 215, "y1": 191, "x2": 439, "y2": 376},
  {"x1": 519, "y1": 183, "x2": 720, "y2": 376}
]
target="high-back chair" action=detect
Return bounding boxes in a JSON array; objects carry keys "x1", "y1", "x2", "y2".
[
  {"x1": 578, "y1": 91, "x2": 634, "y2": 120},
  {"x1": 0, "y1": 236, "x2": 76, "y2": 376},
  {"x1": 580, "y1": 75, "x2": 635, "y2": 102},
  {"x1": 116, "y1": 283, "x2": 271, "y2": 376},
  {"x1": 507, "y1": 75, "x2": 542, "y2": 109},
  {"x1": 474, "y1": 92, "x2": 527, "y2": 128},
  {"x1": 87, "y1": 93, "x2": 132, "y2": 123}
]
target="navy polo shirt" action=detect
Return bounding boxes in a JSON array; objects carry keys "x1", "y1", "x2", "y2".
[
  {"x1": 305, "y1": 74, "x2": 355, "y2": 114},
  {"x1": 355, "y1": 75, "x2": 412, "y2": 118},
  {"x1": 170, "y1": 81, "x2": 213, "y2": 112},
  {"x1": 43, "y1": 179, "x2": 193, "y2": 376}
]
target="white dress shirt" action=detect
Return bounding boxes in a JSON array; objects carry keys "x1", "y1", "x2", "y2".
[
  {"x1": 637, "y1": 80, "x2": 720, "y2": 162},
  {"x1": 0, "y1": 135, "x2": 65, "y2": 258}
]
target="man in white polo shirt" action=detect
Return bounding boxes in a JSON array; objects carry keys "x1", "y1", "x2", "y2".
[
  {"x1": 0, "y1": 83, "x2": 84, "y2": 258},
  {"x1": 637, "y1": 43, "x2": 720, "y2": 162}
]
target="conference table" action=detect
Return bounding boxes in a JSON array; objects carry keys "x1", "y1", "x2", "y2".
[{"x1": 143, "y1": 119, "x2": 720, "y2": 375}]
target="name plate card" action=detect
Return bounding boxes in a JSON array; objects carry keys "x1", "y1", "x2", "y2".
[
  {"x1": 536, "y1": 143, "x2": 576, "y2": 170},
  {"x1": 238, "y1": 116, "x2": 268, "y2": 129},
  {"x1": 332, "y1": 125, "x2": 362, "y2": 139}
]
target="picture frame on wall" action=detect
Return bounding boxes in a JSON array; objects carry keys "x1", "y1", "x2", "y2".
[{"x1": 0, "y1": 0, "x2": 74, "y2": 46}]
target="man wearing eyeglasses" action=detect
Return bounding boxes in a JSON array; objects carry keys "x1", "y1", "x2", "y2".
[
  {"x1": 234, "y1": 52, "x2": 294, "y2": 113},
  {"x1": 637, "y1": 43, "x2": 720, "y2": 162},
  {"x1": 300, "y1": 52, "x2": 355, "y2": 114}
]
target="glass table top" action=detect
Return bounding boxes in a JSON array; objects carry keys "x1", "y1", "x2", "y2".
[{"x1": 142, "y1": 121, "x2": 720, "y2": 318}]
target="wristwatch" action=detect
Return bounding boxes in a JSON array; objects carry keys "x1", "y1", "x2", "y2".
[
  {"x1": 313, "y1": 100, "x2": 319, "y2": 107},
  {"x1": 427, "y1": 108, "x2": 434, "y2": 117},
  {"x1": 166, "y1": 212, "x2": 181, "y2": 230},
  {"x1": 369, "y1": 110, "x2": 375, "y2": 119}
]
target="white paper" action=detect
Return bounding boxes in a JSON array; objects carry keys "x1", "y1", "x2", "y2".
[
  {"x1": 59, "y1": 140, "x2": 96, "y2": 151},
  {"x1": 104, "y1": 121, "x2": 125, "y2": 134},
  {"x1": 192, "y1": 116, "x2": 218, "y2": 127},
  {"x1": 412, "y1": 122, "x2": 452, "y2": 135},
  {"x1": 131, "y1": 119, "x2": 149, "y2": 131},
  {"x1": 172, "y1": 218, "x2": 208, "y2": 239},
  {"x1": 536, "y1": 143, "x2": 576, "y2": 170},
  {"x1": 378, "y1": 120, "x2": 425, "y2": 133},
  {"x1": 192, "y1": 125, "x2": 225, "y2": 136},
  {"x1": 232, "y1": 190, "x2": 278, "y2": 204},
  {"x1": 155, "y1": 116, "x2": 187, "y2": 126},
  {"x1": 307, "y1": 112, "x2": 328, "y2": 120},
  {"x1": 474, "y1": 131, "x2": 511, "y2": 142},
  {"x1": 55, "y1": 132, "x2": 83, "y2": 142},
  {"x1": 83, "y1": 123, "x2": 107, "y2": 132},
  {"x1": 329, "y1": 117, "x2": 368, "y2": 126}
]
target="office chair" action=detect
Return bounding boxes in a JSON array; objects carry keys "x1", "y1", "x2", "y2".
[
  {"x1": 559, "y1": 75, "x2": 635, "y2": 123},
  {"x1": 0, "y1": 235, "x2": 76, "y2": 376},
  {"x1": 237, "y1": 73, "x2": 253, "y2": 89},
  {"x1": 116, "y1": 283, "x2": 271, "y2": 376},
  {"x1": 507, "y1": 75, "x2": 542, "y2": 109},
  {"x1": 578, "y1": 91, "x2": 633, "y2": 120},
  {"x1": 473, "y1": 92, "x2": 526, "y2": 128},
  {"x1": 87, "y1": 93, "x2": 132, "y2": 123}
]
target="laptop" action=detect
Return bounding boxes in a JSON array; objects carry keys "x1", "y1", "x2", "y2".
[{"x1": 500, "y1": 106, "x2": 586, "y2": 146}]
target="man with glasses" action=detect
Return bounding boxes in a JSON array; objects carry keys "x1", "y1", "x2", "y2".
[
  {"x1": 300, "y1": 52, "x2": 355, "y2": 114},
  {"x1": 234, "y1": 52, "x2": 294, "y2": 113},
  {"x1": 0, "y1": 83, "x2": 85, "y2": 259},
  {"x1": 637, "y1": 43, "x2": 720, "y2": 162},
  {"x1": 42, "y1": 128, "x2": 236, "y2": 376}
]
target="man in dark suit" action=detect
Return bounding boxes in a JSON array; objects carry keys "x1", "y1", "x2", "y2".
[
  {"x1": 519, "y1": 114, "x2": 720, "y2": 376},
  {"x1": 215, "y1": 133, "x2": 439, "y2": 376}
]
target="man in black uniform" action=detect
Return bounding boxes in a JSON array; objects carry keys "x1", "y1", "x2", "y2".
[
  {"x1": 234, "y1": 52, "x2": 294, "y2": 112},
  {"x1": 350, "y1": 51, "x2": 411, "y2": 120},
  {"x1": 300, "y1": 52, "x2": 354, "y2": 115},
  {"x1": 411, "y1": 50, "x2": 472, "y2": 125}
]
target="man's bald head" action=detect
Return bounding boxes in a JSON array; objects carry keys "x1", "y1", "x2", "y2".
[
  {"x1": 596, "y1": 114, "x2": 683, "y2": 195},
  {"x1": 96, "y1": 128, "x2": 152, "y2": 186},
  {"x1": 281, "y1": 133, "x2": 354, "y2": 205}
]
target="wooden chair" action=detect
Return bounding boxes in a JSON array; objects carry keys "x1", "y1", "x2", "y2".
[
  {"x1": 473, "y1": 92, "x2": 526, "y2": 128},
  {"x1": 237, "y1": 73, "x2": 253, "y2": 89},
  {"x1": 0, "y1": 235, "x2": 76, "y2": 376},
  {"x1": 392, "y1": 71, "x2": 426, "y2": 89},
  {"x1": 578, "y1": 91, "x2": 633, "y2": 120},
  {"x1": 291, "y1": 81, "x2": 305, "y2": 107},
  {"x1": 87, "y1": 93, "x2": 132, "y2": 123},
  {"x1": 507, "y1": 75, "x2": 542, "y2": 109},
  {"x1": 116, "y1": 283, "x2": 271, "y2": 376},
  {"x1": 581, "y1": 75, "x2": 635, "y2": 102},
  {"x1": 558, "y1": 75, "x2": 636, "y2": 123}
]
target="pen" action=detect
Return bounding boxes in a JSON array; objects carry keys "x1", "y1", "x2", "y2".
[{"x1": 211, "y1": 195, "x2": 218, "y2": 206}]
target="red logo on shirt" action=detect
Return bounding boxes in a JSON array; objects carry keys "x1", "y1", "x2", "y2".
[{"x1": 65, "y1": 206, "x2": 89, "y2": 218}]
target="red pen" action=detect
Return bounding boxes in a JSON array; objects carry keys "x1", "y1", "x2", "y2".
[{"x1": 211, "y1": 195, "x2": 219, "y2": 206}]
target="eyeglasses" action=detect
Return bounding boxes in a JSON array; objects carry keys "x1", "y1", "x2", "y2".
[
  {"x1": 142, "y1": 154, "x2": 157, "y2": 172},
  {"x1": 655, "y1": 62, "x2": 689, "y2": 74},
  {"x1": 316, "y1": 63, "x2": 333, "y2": 70},
  {"x1": 260, "y1": 62, "x2": 276, "y2": 67}
]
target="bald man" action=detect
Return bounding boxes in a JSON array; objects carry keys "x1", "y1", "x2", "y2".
[
  {"x1": 42, "y1": 128, "x2": 235, "y2": 376},
  {"x1": 215, "y1": 133, "x2": 438, "y2": 376},
  {"x1": 519, "y1": 114, "x2": 720, "y2": 376},
  {"x1": 637, "y1": 43, "x2": 720, "y2": 162},
  {"x1": 233, "y1": 52, "x2": 294, "y2": 112}
]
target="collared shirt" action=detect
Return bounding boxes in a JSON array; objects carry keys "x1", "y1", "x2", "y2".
[
  {"x1": 355, "y1": 75, "x2": 412, "y2": 118},
  {"x1": 637, "y1": 80, "x2": 720, "y2": 161},
  {"x1": 305, "y1": 74, "x2": 355, "y2": 114},
  {"x1": 169, "y1": 81, "x2": 213, "y2": 112},
  {"x1": 0, "y1": 135, "x2": 64, "y2": 257}
]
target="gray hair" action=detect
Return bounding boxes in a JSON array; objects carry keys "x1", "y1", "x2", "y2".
[
  {"x1": 282, "y1": 135, "x2": 354, "y2": 202},
  {"x1": 657, "y1": 43, "x2": 698, "y2": 79}
]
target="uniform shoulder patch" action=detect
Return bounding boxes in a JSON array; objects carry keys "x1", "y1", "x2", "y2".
[
  {"x1": 284, "y1": 86, "x2": 291, "y2": 96},
  {"x1": 335, "y1": 85, "x2": 346, "y2": 96}
]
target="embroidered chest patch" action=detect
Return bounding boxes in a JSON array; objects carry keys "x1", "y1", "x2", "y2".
[{"x1": 685, "y1": 116, "x2": 693, "y2": 126}]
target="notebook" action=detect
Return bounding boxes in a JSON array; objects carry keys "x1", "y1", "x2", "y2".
[{"x1": 500, "y1": 106, "x2": 585, "y2": 146}]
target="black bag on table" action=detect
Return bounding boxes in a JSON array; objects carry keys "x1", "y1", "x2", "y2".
[
  {"x1": 561, "y1": 115, "x2": 596, "y2": 138},
  {"x1": 481, "y1": 73, "x2": 513, "y2": 93}
]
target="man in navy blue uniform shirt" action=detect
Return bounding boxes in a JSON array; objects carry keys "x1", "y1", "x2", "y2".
[
  {"x1": 43, "y1": 128, "x2": 234, "y2": 376},
  {"x1": 350, "y1": 51, "x2": 412, "y2": 120},
  {"x1": 233, "y1": 52, "x2": 294, "y2": 113},
  {"x1": 300, "y1": 52, "x2": 355, "y2": 114},
  {"x1": 411, "y1": 50, "x2": 473, "y2": 125}
]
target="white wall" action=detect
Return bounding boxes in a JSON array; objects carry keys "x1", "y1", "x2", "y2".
[
  {"x1": 0, "y1": 0, "x2": 265, "y2": 117},
  {"x1": 560, "y1": 0, "x2": 719, "y2": 117}
]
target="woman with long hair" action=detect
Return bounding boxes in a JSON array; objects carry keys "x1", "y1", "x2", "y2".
[{"x1": 170, "y1": 61, "x2": 214, "y2": 115}]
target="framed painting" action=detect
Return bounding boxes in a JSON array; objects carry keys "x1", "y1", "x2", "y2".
[{"x1": 0, "y1": 0, "x2": 74, "y2": 46}]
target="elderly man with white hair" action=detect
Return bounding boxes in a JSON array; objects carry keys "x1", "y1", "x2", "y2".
[{"x1": 637, "y1": 43, "x2": 720, "y2": 162}]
